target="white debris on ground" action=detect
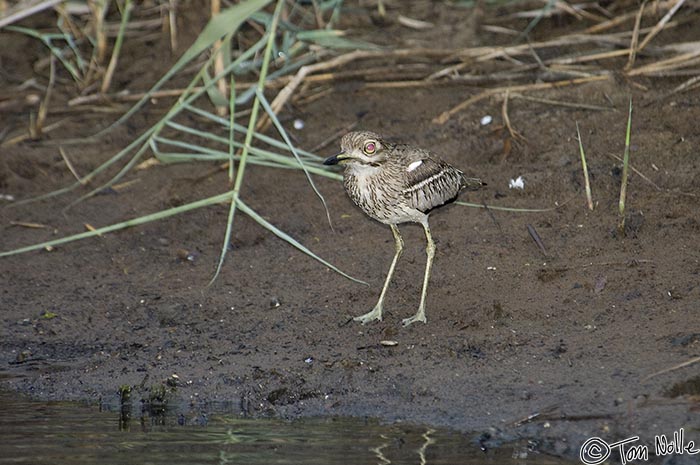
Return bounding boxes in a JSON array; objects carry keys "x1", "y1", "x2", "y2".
[{"x1": 509, "y1": 176, "x2": 525, "y2": 189}]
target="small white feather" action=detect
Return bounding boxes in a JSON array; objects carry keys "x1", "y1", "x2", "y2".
[
  {"x1": 509, "y1": 176, "x2": 525, "y2": 189},
  {"x1": 407, "y1": 160, "x2": 423, "y2": 172}
]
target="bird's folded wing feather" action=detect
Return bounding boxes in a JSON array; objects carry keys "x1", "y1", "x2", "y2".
[{"x1": 401, "y1": 157, "x2": 464, "y2": 213}]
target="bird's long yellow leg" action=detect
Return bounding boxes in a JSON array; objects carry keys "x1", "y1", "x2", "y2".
[
  {"x1": 354, "y1": 224, "x2": 403, "y2": 324},
  {"x1": 402, "y1": 221, "x2": 434, "y2": 326}
]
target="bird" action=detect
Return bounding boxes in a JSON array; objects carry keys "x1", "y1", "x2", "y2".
[{"x1": 324, "y1": 130, "x2": 484, "y2": 326}]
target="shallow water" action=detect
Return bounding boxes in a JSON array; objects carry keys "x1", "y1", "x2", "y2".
[{"x1": 0, "y1": 390, "x2": 573, "y2": 465}]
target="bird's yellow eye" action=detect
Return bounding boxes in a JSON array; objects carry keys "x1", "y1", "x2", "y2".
[{"x1": 363, "y1": 141, "x2": 377, "y2": 155}]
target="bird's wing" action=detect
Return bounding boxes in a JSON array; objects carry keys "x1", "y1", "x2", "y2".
[{"x1": 400, "y1": 156, "x2": 465, "y2": 213}]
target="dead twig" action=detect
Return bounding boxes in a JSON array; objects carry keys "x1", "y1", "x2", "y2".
[
  {"x1": 310, "y1": 0, "x2": 326, "y2": 29},
  {"x1": 167, "y1": 0, "x2": 178, "y2": 51},
  {"x1": 628, "y1": 50, "x2": 700, "y2": 76},
  {"x1": 33, "y1": 55, "x2": 56, "y2": 138},
  {"x1": 509, "y1": 405, "x2": 559, "y2": 427},
  {"x1": 0, "y1": 0, "x2": 63, "y2": 28},
  {"x1": 501, "y1": 89, "x2": 526, "y2": 145},
  {"x1": 606, "y1": 152, "x2": 662, "y2": 191},
  {"x1": 584, "y1": 10, "x2": 638, "y2": 34},
  {"x1": 9, "y1": 221, "x2": 50, "y2": 229},
  {"x1": 211, "y1": 0, "x2": 228, "y2": 116},
  {"x1": 510, "y1": 93, "x2": 613, "y2": 111},
  {"x1": 259, "y1": 50, "x2": 371, "y2": 131},
  {"x1": 293, "y1": 85, "x2": 333, "y2": 106},
  {"x1": 644, "y1": 74, "x2": 700, "y2": 105},
  {"x1": 433, "y1": 75, "x2": 609, "y2": 125},
  {"x1": 624, "y1": 0, "x2": 647, "y2": 71},
  {"x1": 578, "y1": 259, "x2": 654, "y2": 268},
  {"x1": 309, "y1": 121, "x2": 360, "y2": 153},
  {"x1": 643, "y1": 356, "x2": 700, "y2": 382},
  {"x1": 637, "y1": 0, "x2": 688, "y2": 54},
  {"x1": 1, "y1": 118, "x2": 68, "y2": 147},
  {"x1": 58, "y1": 147, "x2": 86, "y2": 184},
  {"x1": 527, "y1": 224, "x2": 548, "y2": 257}
]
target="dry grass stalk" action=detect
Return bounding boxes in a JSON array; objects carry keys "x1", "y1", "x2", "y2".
[
  {"x1": 33, "y1": 55, "x2": 56, "y2": 138},
  {"x1": 58, "y1": 147, "x2": 87, "y2": 184},
  {"x1": 606, "y1": 152, "x2": 662, "y2": 191},
  {"x1": 636, "y1": 0, "x2": 688, "y2": 54},
  {"x1": 293, "y1": 85, "x2": 333, "y2": 106},
  {"x1": 397, "y1": 15, "x2": 434, "y2": 30},
  {"x1": 10, "y1": 221, "x2": 50, "y2": 229},
  {"x1": 257, "y1": 49, "x2": 371, "y2": 131},
  {"x1": 551, "y1": 49, "x2": 632, "y2": 66},
  {"x1": 168, "y1": 0, "x2": 178, "y2": 51},
  {"x1": 624, "y1": 0, "x2": 646, "y2": 71},
  {"x1": 501, "y1": 89, "x2": 526, "y2": 145},
  {"x1": 433, "y1": 75, "x2": 609, "y2": 125},
  {"x1": 101, "y1": 0, "x2": 132, "y2": 93},
  {"x1": 2, "y1": 119, "x2": 67, "y2": 147},
  {"x1": 645, "y1": 74, "x2": 700, "y2": 105},
  {"x1": 0, "y1": 0, "x2": 62, "y2": 28},
  {"x1": 628, "y1": 49, "x2": 700, "y2": 76},
  {"x1": 310, "y1": 0, "x2": 326, "y2": 29},
  {"x1": 575, "y1": 122, "x2": 594, "y2": 211},
  {"x1": 67, "y1": 82, "x2": 267, "y2": 106},
  {"x1": 583, "y1": 10, "x2": 637, "y2": 34},
  {"x1": 510, "y1": 93, "x2": 612, "y2": 111},
  {"x1": 211, "y1": 0, "x2": 228, "y2": 116},
  {"x1": 89, "y1": 0, "x2": 108, "y2": 63},
  {"x1": 308, "y1": 121, "x2": 360, "y2": 153},
  {"x1": 481, "y1": 24, "x2": 520, "y2": 36},
  {"x1": 643, "y1": 356, "x2": 700, "y2": 382}
]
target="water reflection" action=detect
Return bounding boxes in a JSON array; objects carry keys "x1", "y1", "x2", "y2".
[{"x1": 0, "y1": 390, "x2": 572, "y2": 464}]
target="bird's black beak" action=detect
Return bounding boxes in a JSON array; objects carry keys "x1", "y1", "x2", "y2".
[{"x1": 323, "y1": 151, "x2": 345, "y2": 165}]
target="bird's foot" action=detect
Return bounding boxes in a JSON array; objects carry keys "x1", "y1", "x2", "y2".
[
  {"x1": 401, "y1": 310, "x2": 427, "y2": 326},
  {"x1": 353, "y1": 305, "x2": 383, "y2": 324}
]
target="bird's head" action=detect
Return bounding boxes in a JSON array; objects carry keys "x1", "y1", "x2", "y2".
[{"x1": 323, "y1": 131, "x2": 390, "y2": 167}]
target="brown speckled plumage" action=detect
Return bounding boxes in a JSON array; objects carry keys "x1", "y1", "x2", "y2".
[{"x1": 324, "y1": 131, "x2": 484, "y2": 326}]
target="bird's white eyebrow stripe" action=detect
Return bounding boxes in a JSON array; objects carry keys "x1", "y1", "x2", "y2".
[{"x1": 407, "y1": 160, "x2": 423, "y2": 172}]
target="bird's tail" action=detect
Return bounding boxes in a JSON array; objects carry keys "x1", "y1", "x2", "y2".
[{"x1": 460, "y1": 174, "x2": 486, "y2": 191}]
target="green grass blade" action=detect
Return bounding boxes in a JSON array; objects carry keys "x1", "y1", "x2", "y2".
[
  {"x1": 254, "y1": 88, "x2": 333, "y2": 229},
  {"x1": 15, "y1": 34, "x2": 268, "y2": 207},
  {"x1": 6, "y1": 26, "x2": 83, "y2": 83},
  {"x1": 210, "y1": 191, "x2": 239, "y2": 286},
  {"x1": 455, "y1": 201, "x2": 563, "y2": 212},
  {"x1": 0, "y1": 191, "x2": 234, "y2": 257},
  {"x1": 209, "y1": 0, "x2": 284, "y2": 286},
  {"x1": 8, "y1": 127, "x2": 154, "y2": 208},
  {"x1": 517, "y1": 0, "x2": 556, "y2": 41},
  {"x1": 96, "y1": 0, "x2": 273, "y2": 136},
  {"x1": 1, "y1": 191, "x2": 364, "y2": 285},
  {"x1": 229, "y1": 74, "x2": 236, "y2": 183},
  {"x1": 618, "y1": 97, "x2": 633, "y2": 234},
  {"x1": 181, "y1": 104, "x2": 322, "y2": 160},
  {"x1": 67, "y1": 141, "x2": 152, "y2": 210},
  {"x1": 202, "y1": 67, "x2": 230, "y2": 108},
  {"x1": 153, "y1": 126, "x2": 339, "y2": 178},
  {"x1": 237, "y1": 199, "x2": 367, "y2": 285},
  {"x1": 576, "y1": 121, "x2": 594, "y2": 211}
]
